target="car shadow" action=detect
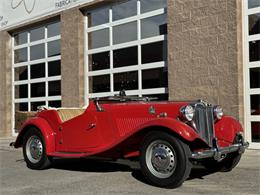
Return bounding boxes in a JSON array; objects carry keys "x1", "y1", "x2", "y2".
[
  {"x1": 51, "y1": 158, "x2": 215, "y2": 185},
  {"x1": 51, "y1": 158, "x2": 133, "y2": 172}
]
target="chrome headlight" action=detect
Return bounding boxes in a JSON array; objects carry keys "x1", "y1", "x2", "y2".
[
  {"x1": 214, "y1": 105, "x2": 223, "y2": 120},
  {"x1": 180, "y1": 105, "x2": 195, "y2": 121}
]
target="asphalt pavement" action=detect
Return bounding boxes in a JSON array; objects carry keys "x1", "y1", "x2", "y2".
[{"x1": 0, "y1": 137, "x2": 259, "y2": 195}]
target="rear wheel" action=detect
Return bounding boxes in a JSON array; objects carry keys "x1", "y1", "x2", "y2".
[
  {"x1": 140, "y1": 131, "x2": 192, "y2": 188},
  {"x1": 23, "y1": 128, "x2": 52, "y2": 170}
]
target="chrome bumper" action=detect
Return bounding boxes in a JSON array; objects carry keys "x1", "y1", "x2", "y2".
[{"x1": 191, "y1": 135, "x2": 249, "y2": 161}]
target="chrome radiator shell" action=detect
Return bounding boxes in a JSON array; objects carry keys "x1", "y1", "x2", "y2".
[{"x1": 193, "y1": 102, "x2": 215, "y2": 146}]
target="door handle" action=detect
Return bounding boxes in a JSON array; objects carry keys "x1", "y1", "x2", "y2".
[{"x1": 86, "y1": 123, "x2": 96, "y2": 130}]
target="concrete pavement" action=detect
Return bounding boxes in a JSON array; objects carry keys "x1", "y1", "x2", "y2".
[{"x1": 0, "y1": 137, "x2": 260, "y2": 195}]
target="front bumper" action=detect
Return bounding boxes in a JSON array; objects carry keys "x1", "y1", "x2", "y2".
[{"x1": 191, "y1": 134, "x2": 249, "y2": 161}]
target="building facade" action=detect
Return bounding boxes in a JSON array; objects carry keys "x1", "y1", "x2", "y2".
[{"x1": 0, "y1": 0, "x2": 259, "y2": 149}]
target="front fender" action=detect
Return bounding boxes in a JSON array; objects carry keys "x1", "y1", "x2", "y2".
[
  {"x1": 215, "y1": 116, "x2": 244, "y2": 144},
  {"x1": 137, "y1": 118, "x2": 200, "y2": 142},
  {"x1": 14, "y1": 117, "x2": 56, "y2": 155}
]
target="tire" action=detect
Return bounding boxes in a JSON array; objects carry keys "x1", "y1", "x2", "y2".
[
  {"x1": 23, "y1": 128, "x2": 52, "y2": 170},
  {"x1": 203, "y1": 152, "x2": 242, "y2": 172},
  {"x1": 140, "y1": 131, "x2": 192, "y2": 188}
]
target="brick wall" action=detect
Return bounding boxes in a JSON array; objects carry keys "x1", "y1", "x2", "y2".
[{"x1": 168, "y1": 0, "x2": 244, "y2": 123}]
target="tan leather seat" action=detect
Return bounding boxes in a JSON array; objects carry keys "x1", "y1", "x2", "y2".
[{"x1": 57, "y1": 108, "x2": 85, "y2": 122}]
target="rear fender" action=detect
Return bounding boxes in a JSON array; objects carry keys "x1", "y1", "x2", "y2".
[
  {"x1": 137, "y1": 118, "x2": 200, "y2": 142},
  {"x1": 14, "y1": 117, "x2": 55, "y2": 155}
]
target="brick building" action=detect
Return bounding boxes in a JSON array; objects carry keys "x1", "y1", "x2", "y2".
[{"x1": 0, "y1": 0, "x2": 259, "y2": 149}]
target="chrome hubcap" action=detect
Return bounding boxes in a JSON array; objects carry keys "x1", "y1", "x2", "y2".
[
  {"x1": 26, "y1": 136, "x2": 43, "y2": 163},
  {"x1": 146, "y1": 140, "x2": 176, "y2": 178}
]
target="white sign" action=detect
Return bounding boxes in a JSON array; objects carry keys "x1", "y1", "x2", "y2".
[{"x1": 0, "y1": 0, "x2": 94, "y2": 30}]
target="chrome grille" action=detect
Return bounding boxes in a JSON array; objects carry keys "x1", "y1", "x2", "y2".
[{"x1": 194, "y1": 103, "x2": 215, "y2": 146}]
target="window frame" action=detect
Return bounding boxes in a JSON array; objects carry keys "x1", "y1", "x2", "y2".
[
  {"x1": 84, "y1": 0, "x2": 168, "y2": 104},
  {"x1": 243, "y1": 1, "x2": 260, "y2": 149},
  {"x1": 12, "y1": 21, "x2": 62, "y2": 135}
]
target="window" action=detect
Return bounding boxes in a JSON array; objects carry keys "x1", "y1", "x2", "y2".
[
  {"x1": 85, "y1": 0, "x2": 168, "y2": 100},
  {"x1": 244, "y1": 1, "x2": 260, "y2": 148},
  {"x1": 14, "y1": 48, "x2": 27, "y2": 63},
  {"x1": 114, "y1": 71, "x2": 138, "y2": 91},
  {"x1": 88, "y1": 28, "x2": 109, "y2": 49},
  {"x1": 113, "y1": 22, "x2": 137, "y2": 44},
  {"x1": 141, "y1": 14, "x2": 167, "y2": 39},
  {"x1": 112, "y1": 0, "x2": 137, "y2": 21},
  {"x1": 13, "y1": 21, "x2": 61, "y2": 133},
  {"x1": 89, "y1": 51, "x2": 110, "y2": 71},
  {"x1": 14, "y1": 66, "x2": 27, "y2": 81},
  {"x1": 113, "y1": 46, "x2": 138, "y2": 68}
]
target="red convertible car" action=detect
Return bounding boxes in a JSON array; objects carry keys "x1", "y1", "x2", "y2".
[{"x1": 12, "y1": 93, "x2": 249, "y2": 188}]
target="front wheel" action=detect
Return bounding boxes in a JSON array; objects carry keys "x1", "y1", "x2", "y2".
[
  {"x1": 23, "y1": 128, "x2": 52, "y2": 170},
  {"x1": 140, "y1": 132, "x2": 192, "y2": 188}
]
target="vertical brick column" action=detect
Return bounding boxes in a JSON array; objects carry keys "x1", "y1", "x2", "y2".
[
  {"x1": 0, "y1": 31, "x2": 12, "y2": 137},
  {"x1": 60, "y1": 8, "x2": 85, "y2": 107},
  {"x1": 168, "y1": 0, "x2": 244, "y2": 122}
]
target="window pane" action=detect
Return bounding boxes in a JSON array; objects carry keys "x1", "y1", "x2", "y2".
[
  {"x1": 89, "y1": 51, "x2": 110, "y2": 71},
  {"x1": 47, "y1": 22, "x2": 60, "y2": 37},
  {"x1": 30, "y1": 27, "x2": 44, "y2": 42},
  {"x1": 114, "y1": 71, "x2": 138, "y2": 91},
  {"x1": 89, "y1": 75, "x2": 110, "y2": 93},
  {"x1": 249, "y1": 13, "x2": 260, "y2": 35},
  {"x1": 31, "y1": 101, "x2": 46, "y2": 111},
  {"x1": 248, "y1": 0, "x2": 260, "y2": 8},
  {"x1": 251, "y1": 122, "x2": 260, "y2": 142},
  {"x1": 48, "y1": 60, "x2": 61, "y2": 76},
  {"x1": 250, "y1": 68, "x2": 260, "y2": 88},
  {"x1": 88, "y1": 28, "x2": 109, "y2": 49},
  {"x1": 112, "y1": 0, "x2": 137, "y2": 21},
  {"x1": 141, "y1": 14, "x2": 167, "y2": 39},
  {"x1": 49, "y1": 100, "x2": 61, "y2": 108},
  {"x1": 87, "y1": 7, "x2": 109, "y2": 27},
  {"x1": 249, "y1": 40, "x2": 260, "y2": 62},
  {"x1": 15, "y1": 84, "x2": 28, "y2": 98},
  {"x1": 141, "y1": 41, "x2": 167, "y2": 64},
  {"x1": 48, "y1": 80, "x2": 61, "y2": 96},
  {"x1": 113, "y1": 22, "x2": 137, "y2": 44},
  {"x1": 142, "y1": 68, "x2": 168, "y2": 89},
  {"x1": 251, "y1": 94, "x2": 260, "y2": 115},
  {"x1": 113, "y1": 46, "x2": 138, "y2": 68},
  {"x1": 30, "y1": 44, "x2": 45, "y2": 61},
  {"x1": 31, "y1": 63, "x2": 45, "y2": 79},
  {"x1": 48, "y1": 40, "x2": 60, "y2": 57},
  {"x1": 15, "y1": 66, "x2": 27, "y2": 81},
  {"x1": 31, "y1": 82, "x2": 45, "y2": 97},
  {"x1": 141, "y1": 0, "x2": 167, "y2": 13},
  {"x1": 14, "y1": 32, "x2": 27, "y2": 45},
  {"x1": 14, "y1": 48, "x2": 27, "y2": 63},
  {"x1": 15, "y1": 103, "x2": 28, "y2": 111}
]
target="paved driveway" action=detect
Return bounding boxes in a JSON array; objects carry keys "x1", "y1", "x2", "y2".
[{"x1": 0, "y1": 137, "x2": 259, "y2": 195}]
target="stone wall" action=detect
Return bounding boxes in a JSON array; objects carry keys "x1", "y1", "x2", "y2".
[
  {"x1": 168, "y1": 0, "x2": 244, "y2": 123},
  {"x1": 60, "y1": 8, "x2": 85, "y2": 107},
  {"x1": 0, "y1": 31, "x2": 12, "y2": 137}
]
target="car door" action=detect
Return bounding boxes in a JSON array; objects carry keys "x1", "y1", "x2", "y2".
[{"x1": 58, "y1": 109, "x2": 102, "y2": 152}]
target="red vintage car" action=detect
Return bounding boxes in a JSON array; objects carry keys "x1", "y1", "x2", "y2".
[{"x1": 12, "y1": 94, "x2": 249, "y2": 188}]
